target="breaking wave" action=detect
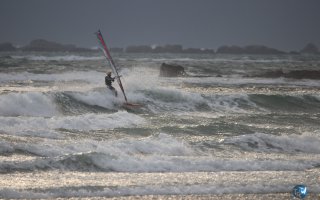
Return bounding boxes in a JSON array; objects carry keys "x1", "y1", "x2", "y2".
[
  {"x1": 11, "y1": 55, "x2": 103, "y2": 61},
  {"x1": 0, "y1": 111, "x2": 145, "y2": 135},
  {"x1": 1, "y1": 133, "x2": 319, "y2": 173},
  {"x1": 0, "y1": 71, "x2": 103, "y2": 84},
  {"x1": 0, "y1": 92, "x2": 57, "y2": 117},
  {"x1": 0, "y1": 184, "x2": 311, "y2": 199},
  {"x1": 225, "y1": 132, "x2": 320, "y2": 154},
  {"x1": 249, "y1": 94, "x2": 320, "y2": 112},
  {"x1": 2, "y1": 88, "x2": 320, "y2": 118}
]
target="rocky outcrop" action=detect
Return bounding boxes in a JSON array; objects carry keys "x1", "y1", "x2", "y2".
[
  {"x1": 244, "y1": 45, "x2": 285, "y2": 54},
  {"x1": 216, "y1": 45, "x2": 243, "y2": 54},
  {"x1": 255, "y1": 70, "x2": 320, "y2": 79},
  {"x1": 0, "y1": 43, "x2": 16, "y2": 51},
  {"x1": 183, "y1": 48, "x2": 215, "y2": 54},
  {"x1": 217, "y1": 45, "x2": 285, "y2": 54},
  {"x1": 2, "y1": 39, "x2": 318, "y2": 55},
  {"x1": 153, "y1": 45, "x2": 183, "y2": 53},
  {"x1": 22, "y1": 39, "x2": 94, "y2": 52},
  {"x1": 125, "y1": 45, "x2": 214, "y2": 54},
  {"x1": 126, "y1": 45, "x2": 152, "y2": 53},
  {"x1": 159, "y1": 63, "x2": 187, "y2": 77},
  {"x1": 300, "y1": 43, "x2": 319, "y2": 54}
]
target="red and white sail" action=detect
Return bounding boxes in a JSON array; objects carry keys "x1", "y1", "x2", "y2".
[{"x1": 95, "y1": 30, "x2": 128, "y2": 102}]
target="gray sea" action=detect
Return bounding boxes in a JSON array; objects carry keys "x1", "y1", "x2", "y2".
[{"x1": 0, "y1": 52, "x2": 320, "y2": 199}]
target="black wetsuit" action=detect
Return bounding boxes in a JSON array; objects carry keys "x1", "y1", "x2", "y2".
[
  {"x1": 105, "y1": 75, "x2": 117, "y2": 96},
  {"x1": 105, "y1": 75, "x2": 114, "y2": 88}
]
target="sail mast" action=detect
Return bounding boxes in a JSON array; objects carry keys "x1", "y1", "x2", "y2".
[{"x1": 95, "y1": 30, "x2": 128, "y2": 102}]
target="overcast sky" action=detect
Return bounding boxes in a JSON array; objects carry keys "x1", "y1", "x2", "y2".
[{"x1": 1, "y1": 0, "x2": 320, "y2": 51}]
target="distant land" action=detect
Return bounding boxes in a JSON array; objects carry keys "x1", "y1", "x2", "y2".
[
  {"x1": 0, "y1": 39, "x2": 94, "y2": 53},
  {"x1": 0, "y1": 39, "x2": 319, "y2": 55}
]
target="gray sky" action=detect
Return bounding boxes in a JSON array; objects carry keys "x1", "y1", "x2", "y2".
[{"x1": 1, "y1": 0, "x2": 320, "y2": 51}]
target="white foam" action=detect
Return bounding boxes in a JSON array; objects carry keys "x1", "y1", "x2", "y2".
[
  {"x1": 119, "y1": 55, "x2": 298, "y2": 63},
  {"x1": 11, "y1": 133, "x2": 319, "y2": 172},
  {"x1": 0, "y1": 71, "x2": 103, "y2": 85},
  {"x1": 125, "y1": 86, "x2": 208, "y2": 113},
  {"x1": 12, "y1": 129, "x2": 63, "y2": 139},
  {"x1": 102, "y1": 133, "x2": 196, "y2": 156},
  {"x1": 120, "y1": 66, "x2": 160, "y2": 91},
  {"x1": 181, "y1": 76, "x2": 320, "y2": 87},
  {"x1": 5, "y1": 133, "x2": 191, "y2": 158},
  {"x1": 209, "y1": 93, "x2": 259, "y2": 113},
  {"x1": 95, "y1": 67, "x2": 216, "y2": 113},
  {"x1": 89, "y1": 134, "x2": 319, "y2": 172},
  {"x1": 0, "y1": 92, "x2": 57, "y2": 117},
  {"x1": 0, "y1": 184, "x2": 299, "y2": 198},
  {"x1": 0, "y1": 111, "x2": 145, "y2": 134},
  {"x1": 69, "y1": 90, "x2": 120, "y2": 109},
  {"x1": 11, "y1": 55, "x2": 103, "y2": 61},
  {"x1": 129, "y1": 86, "x2": 256, "y2": 113},
  {"x1": 93, "y1": 152, "x2": 315, "y2": 172}
]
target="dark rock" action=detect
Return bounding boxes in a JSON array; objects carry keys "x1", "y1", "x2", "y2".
[
  {"x1": 159, "y1": 63, "x2": 187, "y2": 77},
  {"x1": 217, "y1": 45, "x2": 285, "y2": 54},
  {"x1": 300, "y1": 43, "x2": 319, "y2": 54},
  {"x1": 0, "y1": 43, "x2": 16, "y2": 51}
]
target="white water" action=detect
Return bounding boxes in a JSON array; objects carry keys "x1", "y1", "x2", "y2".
[
  {"x1": 1, "y1": 53, "x2": 320, "y2": 198},
  {"x1": 0, "y1": 111, "x2": 145, "y2": 135}
]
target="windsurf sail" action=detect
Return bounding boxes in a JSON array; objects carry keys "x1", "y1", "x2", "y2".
[{"x1": 95, "y1": 30, "x2": 128, "y2": 102}]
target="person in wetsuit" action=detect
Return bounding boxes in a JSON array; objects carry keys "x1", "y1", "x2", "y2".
[{"x1": 105, "y1": 71, "x2": 118, "y2": 97}]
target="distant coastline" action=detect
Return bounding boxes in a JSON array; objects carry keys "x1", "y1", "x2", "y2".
[{"x1": 0, "y1": 39, "x2": 319, "y2": 55}]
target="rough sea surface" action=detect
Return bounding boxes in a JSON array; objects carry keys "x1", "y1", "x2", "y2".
[{"x1": 0, "y1": 52, "x2": 320, "y2": 199}]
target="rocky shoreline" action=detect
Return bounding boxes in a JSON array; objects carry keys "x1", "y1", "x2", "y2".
[{"x1": 0, "y1": 39, "x2": 319, "y2": 55}]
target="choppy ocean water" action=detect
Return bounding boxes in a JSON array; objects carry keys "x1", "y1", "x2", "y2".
[{"x1": 0, "y1": 52, "x2": 320, "y2": 199}]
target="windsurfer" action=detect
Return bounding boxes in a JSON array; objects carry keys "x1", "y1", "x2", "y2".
[{"x1": 105, "y1": 71, "x2": 118, "y2": 97}]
